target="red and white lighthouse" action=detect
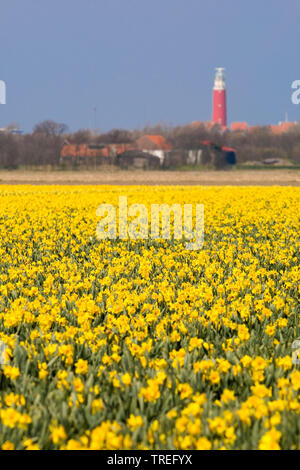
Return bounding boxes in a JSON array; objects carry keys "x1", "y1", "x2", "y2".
[{"x1": 212, "y1": 67, "x2": 227, "y2": 127}]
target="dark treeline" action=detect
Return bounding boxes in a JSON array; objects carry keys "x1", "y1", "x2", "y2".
[{"x1": 1, "y1": 119, "x2": 300, "y2": 169}]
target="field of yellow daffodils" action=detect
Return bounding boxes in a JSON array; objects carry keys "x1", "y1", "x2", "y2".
[{"x1": 0, "y1": 185, "x2": 299, "y2": 450}]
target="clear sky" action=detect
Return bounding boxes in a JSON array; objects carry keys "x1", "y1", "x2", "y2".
[{"x1": 1, "y1": 0, "x2": 300, "y2": 133}]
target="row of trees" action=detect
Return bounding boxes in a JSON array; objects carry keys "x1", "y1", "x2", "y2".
[
  {"x1": 1, "y1": 119, "x2": 300, "y2": 169},
  {"x1": 0, "y1": 121, "x2": 67, "y2": 168}
]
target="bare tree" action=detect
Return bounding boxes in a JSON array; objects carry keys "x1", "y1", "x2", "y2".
[
  {"x1": 70, "y1": 129, "x2": 92, "y2": 144},
  {"x1": 96, "y1": 129, "x2": 134, "y2": 144},
  {"x1": 0, "y1": 132, "x2": 20, "y2": 168},
  {"x1": 33, "y1": 120, "x2": 68, "y2": 136},
  {"x1": 5, "y1": 122, "x2": 21, "y2": 132}
]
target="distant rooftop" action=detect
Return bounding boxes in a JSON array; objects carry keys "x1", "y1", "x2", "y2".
[{"x1": 231, "y1": 121, "x2": 299, "y2": 134}]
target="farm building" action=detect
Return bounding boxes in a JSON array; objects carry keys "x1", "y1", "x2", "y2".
[
  {"x1": 117, "y1": 150, "x2": 161, "y2": 170},
  {"x1": 220, "y1": 146, "x2": 236, "y2": 166},
  {"x1": 163, "y1": 141, "x2": 236, "y2": 169},
  {"x1": 136, "y1": 134, "x2": 172, "y2": 151},
  {"x1": 203, "y1": 142, "x2": 236, "y2": 169},
  {"x1": 60, "y1": 142, "x2": 133, "y2": 167},
  {"x1": 59, "y1": 135, "x2": 236, "y2": 170},
  {"x1": 135, "y1": 135, "x2": 172, "y2": 166},
  {"x1": 163, "y1": 149, "x2": 206, "y2": 168}
]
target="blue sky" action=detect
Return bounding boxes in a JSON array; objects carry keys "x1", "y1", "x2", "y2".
[{"x1": 1, "y1": 0, "x2": 300, "y2": 132}]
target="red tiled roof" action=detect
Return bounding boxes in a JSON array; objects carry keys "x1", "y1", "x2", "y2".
[
  {"x1": 279, "y1": 122, "x2": 295, "y2": 132},
  {"x1": 138, "y1": 135, "x2": 172, "y2": 150},
  {"x1": 248, "y1": 125, "x2": 261, "y2": 133},
  {"x1": 269, "y1": 125, "x2": 282, "y2": 135},
  {"x1": 222, "y1": 146, "x2": 235, "y2": 152},
  {"x1": 231, "y1": 122, "x2": 247, "y2": 131},
  {"x1": 269, "y1": 122, "x2": 297, "y2": 134}
]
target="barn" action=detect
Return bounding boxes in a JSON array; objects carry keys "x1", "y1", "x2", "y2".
[
  {"x1": 163, "y1": 141, "x2": 236, "y2": 169},
  {"x1": 60, "y1": 142, "x2": 134, "y2": 168},
  {"x1": 117, "y1": 150, "x2": 161, "y2": 170}
]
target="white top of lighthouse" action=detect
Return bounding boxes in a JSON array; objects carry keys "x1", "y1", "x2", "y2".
[{"x1": 213, "y1": 67, "x2": 226, "y2": 90}]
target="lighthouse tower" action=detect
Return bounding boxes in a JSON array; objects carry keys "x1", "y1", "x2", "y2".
[{"x1": 212, "y1": 67, "x2": 227, "y2": 127}]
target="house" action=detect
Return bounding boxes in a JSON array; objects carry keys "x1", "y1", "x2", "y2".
[
  {"x1": 135, "y1": 135, "x2": 172, "y2": 166},
  {"x1": 136, "y1": 135, "x2": 172, "y2": 151},
  {"x1": 269, "y1": 122, "x2": 298, "y2": 134}
]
